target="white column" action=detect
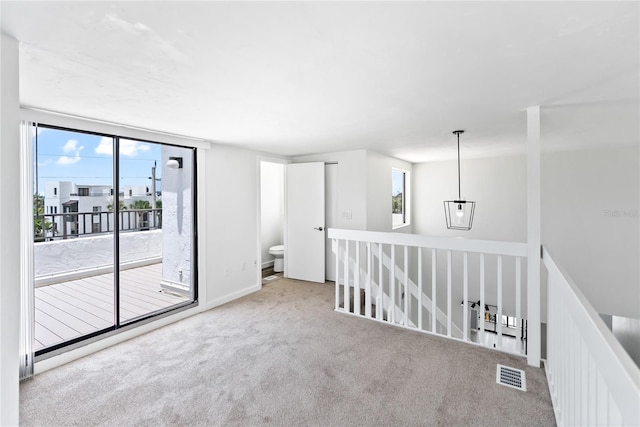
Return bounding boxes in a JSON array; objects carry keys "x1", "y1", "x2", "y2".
[
  {"x1": 0, "y1": 33, "x2": 21, "y2": 426},
  {"x1": 527, "y1": 105, "x2": 541, "y2": 367}
]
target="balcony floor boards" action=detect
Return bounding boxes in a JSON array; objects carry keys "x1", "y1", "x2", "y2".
[{"x1": 34, "y1": 263, "x2": 188, "y2": 352}]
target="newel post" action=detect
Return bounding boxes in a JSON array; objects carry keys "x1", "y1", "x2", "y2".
[{"x1": 527, "y1": 105, "x2": 541, "y2": 367}]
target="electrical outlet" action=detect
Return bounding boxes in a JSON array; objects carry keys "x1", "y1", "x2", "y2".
[
  {"x1": 241, "y1": 262, "x2": 246, "y2": 271},
  {"x1": 342, "y1": 210, "x2": 352, "y2": 219}
]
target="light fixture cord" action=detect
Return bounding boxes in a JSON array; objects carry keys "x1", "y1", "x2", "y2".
[{"x1": 457, "y1": 131, "x2": 461, "y2": 200}]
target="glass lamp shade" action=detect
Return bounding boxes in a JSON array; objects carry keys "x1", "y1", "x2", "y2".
[{"x1": 444, "y1": 200, "x2": 476, "y2": 230}]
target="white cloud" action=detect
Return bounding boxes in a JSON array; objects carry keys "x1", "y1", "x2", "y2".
[
  {"x1": 58, "y1": 139, "x2": 84, "y2": 165},
  {"x1": 96, "y1": 138, "x2": 151, "y2": 157},
  {"x1": 95, "y1": 137, "x2": 113, "y2": 155},
  {"x1": 120, "y1": 139, "x2": 151, "y2": 156},
  {"x1": 57, "y1": 154, "x2": 81, "y2": 166},
  {"x1": 62, "y1": 139, "x2": 84, "y2": 153}
]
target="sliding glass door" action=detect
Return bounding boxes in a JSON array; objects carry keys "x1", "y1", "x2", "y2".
[
  {"x1": 32, "y1": 124, "x2": 197, "y2": 355},
  {"x1": 117, "y1": 139, "x2": 195, "y2": 324}
]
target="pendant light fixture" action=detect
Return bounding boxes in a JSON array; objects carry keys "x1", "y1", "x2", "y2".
[{"x1": 444, "y1": 130, "x2": 476, "y2": 230}]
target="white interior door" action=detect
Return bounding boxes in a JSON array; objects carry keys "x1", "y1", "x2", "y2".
[{"x1": 286, "y1": 162, "x2": 325, "y2": 283}]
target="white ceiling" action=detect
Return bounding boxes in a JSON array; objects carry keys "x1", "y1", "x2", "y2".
[{"x1": 2, "y1": 1, "x2": 638, "y2": 162}]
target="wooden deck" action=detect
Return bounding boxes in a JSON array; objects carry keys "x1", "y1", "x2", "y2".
[{"x1": 34, "y1": 263, "x2": 189, "y2": 352}]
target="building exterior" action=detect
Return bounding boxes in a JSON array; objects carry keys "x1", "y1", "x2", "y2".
[{"x1": 42, "y1": 181, "x2": 159, "y2": 239}]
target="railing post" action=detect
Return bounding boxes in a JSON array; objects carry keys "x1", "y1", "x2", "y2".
[{"x1": 527, "y1": 105, "x2": 541, "y2": 367}]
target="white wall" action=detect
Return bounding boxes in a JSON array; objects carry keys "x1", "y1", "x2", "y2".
[
  {"x1": 161, "y1": 146, "x2": 194, "y2": 289},
  {"x1": 0, "y1": 33, "x2": 20, "y2": 426},
  {"x1": 366, "y1": 151, "x2": 413, "y2": 233},
  {"x1": 612, "y1": 315, "x2": 640, "y2": 368},
  {"x1": 260, "y1": 161, "x2": 284, "y2": 267},
  {"x1": 413, "y1": 155, "x2": 527, "y2": 241},
  {"x1": 205, "y1": 144, "x2": 261, "y2": 306},
  {"x1": 542, "y1": 146, "x2": 639, "y2": 319}
]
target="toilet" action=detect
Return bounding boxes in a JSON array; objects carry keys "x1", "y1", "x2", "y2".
[{"x1": 268, "y1": 245, "x2": 285, "y2": 273}]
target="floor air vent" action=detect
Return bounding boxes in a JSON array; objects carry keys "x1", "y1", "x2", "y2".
[{"x1": 496, "y1": 364, "x2": 526, "y2": 391}]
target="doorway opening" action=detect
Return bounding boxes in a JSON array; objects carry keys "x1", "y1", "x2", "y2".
[{"x1": 259, "y1": 161, "x2": 285, "y2": 281}]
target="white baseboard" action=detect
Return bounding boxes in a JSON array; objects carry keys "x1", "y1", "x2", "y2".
[
  {"x1": 203, "y1": 283, "x2": 262, "y2": 311},
  {"x1": 262, "y1": 260, "x2": 274, "y2": 269}
]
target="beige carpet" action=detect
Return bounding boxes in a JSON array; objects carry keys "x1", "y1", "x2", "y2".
[{"x1": 20, "y1": 278, "x2": 555, "y2": 426}]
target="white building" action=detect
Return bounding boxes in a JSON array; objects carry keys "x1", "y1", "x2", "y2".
[{"x1": 42, "y1": 181, "x2": 158, "y2": 238}]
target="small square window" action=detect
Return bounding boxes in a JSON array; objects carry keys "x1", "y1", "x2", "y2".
[
  {"x1": 392, "y1": 168, "x2": 410, "y2": 228},
  {"x1": 93, "y1": 206, "x2": 101, "y2": 212}
]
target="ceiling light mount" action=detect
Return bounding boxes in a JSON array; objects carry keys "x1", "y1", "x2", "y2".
[{"x1": 444, "y1": 130, "x2": 475, "y2": 230}]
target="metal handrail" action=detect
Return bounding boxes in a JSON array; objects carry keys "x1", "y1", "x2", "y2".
[{"x1": 34, "y1": 208, "x2": 162, "y2": 241}]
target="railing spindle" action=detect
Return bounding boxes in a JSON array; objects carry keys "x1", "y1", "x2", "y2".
[
  {"x1": 431, "y1": 249, "x2": 436, "y2": 334},
  {"x1": 334, "y1": 239, "x2": 339, "y2": 310},
  {"x1": 418, "y1": 247, "x2": 423, "y2": 330},
  {"x1": 480, "y1": 253, "x2": 485, "y2": 339},
  {"x1": 390, "y1": 244, "x2": 395, "y2": 324},
  {"x1": 366, "y1": 242, "x2": 372, "y2": 318},
  {"x1": 354, "y1": 241, "x2": 361, "y2": 315},
  {"x1": 463, "y1": 251, "x2": 468, "y2": 341},
  {"x1": 516, "y1": 257, "x2": 521, "y2": 338},
  {"x1": 497, "y1": 255, "x2": 503, "y2": 348},
  {"x1": 404, "y1": 245, "x2": 409, "y2": 326},
  {"x1": 377, "y1": 243, "x2": 383, "y2": 321},
  {"x1": 447, "y1": 250, "x2": 452, "y2": 337},
  {"x1": 344, "y1": 240, "x2": 350, "y2": 313}
]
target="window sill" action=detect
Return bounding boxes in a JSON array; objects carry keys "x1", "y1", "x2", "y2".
[{"x1": 392, "y1": 223, "x2": 411, "y2": 230}]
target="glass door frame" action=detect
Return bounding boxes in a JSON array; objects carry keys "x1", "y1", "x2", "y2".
[{"x1": 32, "y1": 123, "x2": 199, "y2": 358}]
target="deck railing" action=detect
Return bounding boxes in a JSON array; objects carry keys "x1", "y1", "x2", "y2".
[
  {"x1": 543, "y1": 247, "x2": 640, "y2": 426},
  {"x1": 35, "y1": 208, "x2": 162, "y2": 241},
  {"x1": 328, "y1": 228, "x2": 529, "y2": 356}
]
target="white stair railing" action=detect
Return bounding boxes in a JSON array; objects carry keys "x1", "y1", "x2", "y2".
[
  {"x1": 329, "y1": 228, "x2": 528, "y2": 356},
  {"x1": 543, "y1": 247, "x2": 640, "y2": 426},
  {"x1": 371, "y1": 242, "x2": 462, "y2": 337}
]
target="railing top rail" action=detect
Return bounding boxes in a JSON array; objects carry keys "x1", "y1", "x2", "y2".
[
  {"x1": 328, "y1": 228, "x2": 527, "y2": 257},
  {"x1": 542, "y1": 246, "x2": 640, "y2": 391}
]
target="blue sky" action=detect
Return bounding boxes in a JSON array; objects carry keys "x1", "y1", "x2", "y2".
[
  {"x1": 34, "y1": 126, "x2": 162, "y2": 194},
  {"x1": 392, "y1": 169, "x2": 404, "y2": 197}
]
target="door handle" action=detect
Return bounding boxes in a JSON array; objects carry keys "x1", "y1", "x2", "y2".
[{"x1": 314, "y1": 226, "x2": 324, "y2": 231}]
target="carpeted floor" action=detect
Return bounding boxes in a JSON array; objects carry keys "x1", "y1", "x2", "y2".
[{"x1": 20, "y1": 278, "x2": 556, "y2": 426}]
